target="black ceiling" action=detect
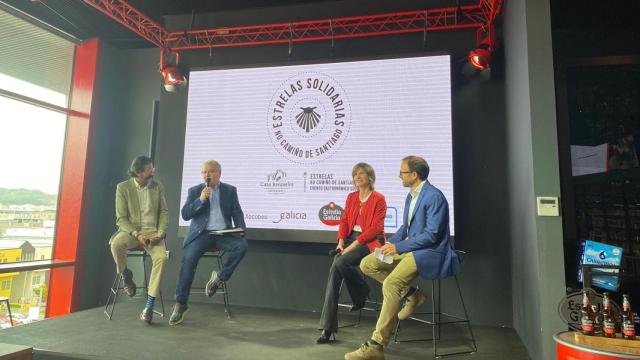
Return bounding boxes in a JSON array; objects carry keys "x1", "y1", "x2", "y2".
[
  {"x1": 550, "y1": 0, "x2": 640, "y2": 29},
  {"x1": 2, "y1": 0, "x2": 639, "y2": 49},
  {"x1": 2, "y1": 0, "x2": 345, "y2": 47},
  {"x1": 127, "y1": 0, "x2": 333, "y2": 21},
  {"x1": 0, "y1": 0, "x2": 477, "y2": 48}
]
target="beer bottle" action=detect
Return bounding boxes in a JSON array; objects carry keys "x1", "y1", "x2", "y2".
[
  {"x1": 602, "y1": 292, "x2": 617, "y2": 338},
  {"x1": 580, "y1": 290, "x2": 595, "y2": 335},
  {"x1": 622, "y1": 294, "x2": 636, "y2": 340},
  {"x1": 592, "y1": 304, "x2": 602, "y2": 334}
]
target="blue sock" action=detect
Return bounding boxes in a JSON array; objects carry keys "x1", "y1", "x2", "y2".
[{"x1": 145, "y1": 295, "x2": 155, "y2": 309}]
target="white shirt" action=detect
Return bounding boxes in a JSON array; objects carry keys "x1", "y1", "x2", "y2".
[
  {"x1": 134, "y1": 179, "x2": 156, "y2": 230},
  {"x1": 206, "y1": 184, "x2": 227, "y2": 231},
  {"x1": 407, "y1": 180, "x2": 426, "y2": 228}
]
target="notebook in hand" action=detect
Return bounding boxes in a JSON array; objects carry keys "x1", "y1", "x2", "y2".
[{"x1": 208, "y1": 228, "x2": 244, "y2": 235}]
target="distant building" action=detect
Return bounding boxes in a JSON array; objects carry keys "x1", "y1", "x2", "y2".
[
  {"x1": 0, "y1": 205, "x2": 56, "y2": 237},
  {"x1": 0, "y1": 237, "x2": 51, "y2": 313}
]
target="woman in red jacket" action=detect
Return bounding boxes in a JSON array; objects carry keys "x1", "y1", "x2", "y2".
[{"x1": 317, "y1": 162, "x2": 387, "y2": 344}]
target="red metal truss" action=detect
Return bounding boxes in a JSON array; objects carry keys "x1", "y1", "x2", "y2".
[
  {"x1": 166, "y1": 5, "x2": 486, "y2": 50},
  {"x1": 77, "y1": 0, "x2": 503, "y2": 51},
  {"x1": 480, "y1": 0, "x2": 504, "y2": 25},
  {"x1": 80, "y1": 0, "x2": 168, "y2": 48}
]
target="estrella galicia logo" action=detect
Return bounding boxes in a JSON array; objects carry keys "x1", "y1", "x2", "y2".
[
  {"x1": 318, "y1": 202, "x2": 344, "y2": 226},
  {"x1": 260, "y1": 169, "x2": 294, "y2": 194},
  {"x1": 268, "y1": 72, "x2": 351, "y2": 164}
]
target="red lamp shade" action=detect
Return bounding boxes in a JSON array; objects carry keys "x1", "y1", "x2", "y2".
[
  {"x1": 469, "y1": 46, "x2": 492, "y2": 70},
  {"x1": 161, "y1": 66, "x2": 187, "y2": 92}
]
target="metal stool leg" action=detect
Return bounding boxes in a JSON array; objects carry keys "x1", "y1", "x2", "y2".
[
  {"x1": 157, "y1": 289, "x2": 166, "y2": 317},
  {"x1": 393, "y1": 279, "x2": 477, "y2": 358},
  {"x1": 142, "y1": 252, "x2": 149, "y2": 295},
  {"x1": 432, "y1": 280, "x2": 438, "y2": 357},
  {"x1": 337, "y1": 279, "x2": 364, "y2": 329},
  {"x1": 104, "y1": 273, "x2": 123, "y2": 320},
  {"x1": 105, "y1": 249, "x2": 167, "y2": 320},
  {"x1": 217, "y1": 254, "x2": 232, "y2": 319},
  {"x1": 188, "y1": 250, "x2": 231, "y2": 318},
  {"x1": 454, "y1": 275, "x2": 477, "y2": 353}
]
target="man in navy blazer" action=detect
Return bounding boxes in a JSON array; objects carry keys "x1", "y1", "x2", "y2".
[
  {"x1": 346, "y1": 156, "x2": 460, "y2": 360},
  {"x1": 169, "y1": 160, "x2": 248, "y2": 325}
]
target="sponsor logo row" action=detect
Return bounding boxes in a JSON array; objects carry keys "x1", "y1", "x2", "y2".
[
  {"x1": 260, "y1": 169, "x2": 355, "y2": 194},
  {"x1": 245, "y1": 203, "x2": 397, "y2": 228}
]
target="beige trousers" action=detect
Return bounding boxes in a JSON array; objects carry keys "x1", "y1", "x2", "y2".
[
  {"x1": 110, "y1": 229, "x2": 167, "y2": 298},
  {"x1": 360, "y1": 251, "x2": 419, "y2": 346}
]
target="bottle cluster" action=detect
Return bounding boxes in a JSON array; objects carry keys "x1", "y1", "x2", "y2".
[{"x1": 581, "y1": 290, "x2": 637, "y2": 340}]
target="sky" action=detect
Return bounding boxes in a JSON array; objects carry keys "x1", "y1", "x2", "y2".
[{"x1": 0, "y1": 73, "x2": 67, "y2": 195}]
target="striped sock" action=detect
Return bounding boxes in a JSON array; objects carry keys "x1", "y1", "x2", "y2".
[{"x1": 145, "y1": 295, "x2": 155, "y2": 310}]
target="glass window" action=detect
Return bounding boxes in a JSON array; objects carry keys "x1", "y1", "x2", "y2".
[
  {"x1": 0, "y1": 10, "x2": 74, "y2": 106},
  {"x1": 0, "y1": 96, "x2": 66, "y2": 264},
  {"x1": 0, "y1": 270, "x2": 50, "y2": 328},
  {"x1": 1, "y1": 7, "x2": 77, "y2": 327}
]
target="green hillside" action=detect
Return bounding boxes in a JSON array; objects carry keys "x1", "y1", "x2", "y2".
[{"x1": 0, "y1": 188, "x2": 57, "y2": 206}]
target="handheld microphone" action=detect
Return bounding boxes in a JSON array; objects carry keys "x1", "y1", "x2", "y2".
[
  {"x1": 329, "y1": 248, "x2": 342, "y2": 257},
  {"x1": 206, "y1": 177, "x2": 211, "y2": 187}
]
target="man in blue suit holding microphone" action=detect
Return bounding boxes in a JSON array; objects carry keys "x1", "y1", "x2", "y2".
[
  {"x1": 345, "y1": 156, "x2": 460, "y2": 360},
  {"x1": 169, "y1": 160, "x2": 248, "y2": 325}
]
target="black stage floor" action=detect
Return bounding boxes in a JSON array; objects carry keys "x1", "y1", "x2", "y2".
[{"x1": 1, "y1": 299, "x2": 530, "y2": 360}]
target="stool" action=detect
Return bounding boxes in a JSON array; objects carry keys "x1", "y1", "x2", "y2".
[
  {"x1": 337, "y1": 277, "x2": 382, "y2": 328},
  {"x1": 336, "y1": 235, "x2": 386, "y2": 329},
  {"x1": 190, "y1": 247, "x2": 231, "y2": 319},
  {"x1": 393, "y1": 250, "x2": 477, "y2": 358},
  {"x1": 104, "y1": 246, "x2": 165, "y2": 320},
  {"x1": 0, "y1": 297, "x2": 13, "y2": 327}
]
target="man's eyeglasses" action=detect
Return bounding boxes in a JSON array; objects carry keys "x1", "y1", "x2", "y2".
[{"x1": 398, "y1": 171, "x2": 412, "y2": 177}]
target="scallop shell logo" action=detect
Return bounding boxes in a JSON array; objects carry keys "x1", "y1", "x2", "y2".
[
  {"x1": 296, "y1": 107, "x2": 321, "y2": 132},
  {"x1": 268, "y1": 72, "x2": 351, "y2": 164}
]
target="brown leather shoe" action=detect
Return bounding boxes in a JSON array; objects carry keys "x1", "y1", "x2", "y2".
[
  {"x1": 344, "y1": 342, "x2": 385, "y2": 360},
  {"x1": 398, "y1": 289, "x2": 426, "y2": 320},
  {"x1": 122, "y1": 269, "x2": 136, "y2": 297}
]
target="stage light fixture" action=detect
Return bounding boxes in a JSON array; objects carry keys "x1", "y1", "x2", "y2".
[
  {"x1": 469, "y1": 26, "x2": 496, "y2": 71},
  {"x1": 161, "y1": 65, "x2": 187, "y2": 92},
  {"x1": 159, "y1": 50, "x2": 187, "y2": 92},
  {"x1": 469, "y1": 44, "x2": 492, "y2": 70}
]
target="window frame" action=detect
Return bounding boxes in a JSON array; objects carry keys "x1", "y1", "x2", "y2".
[{"x1": 0, "y1": 39, "x2": 100, "y2": 319}]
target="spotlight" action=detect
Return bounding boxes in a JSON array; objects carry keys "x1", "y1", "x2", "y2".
[
  {"x1": 468, "y1": 26, "x2": 496, "y2": 71},
  {"x1": 469, "y1": 44, "x2": 492, "y2": 70},
  {"x1": 161, "y1": 65, "x2": 187, "y2": 92},
  {"x1": 159, "y1": 50, "x2": 187, "y2": 92}
]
